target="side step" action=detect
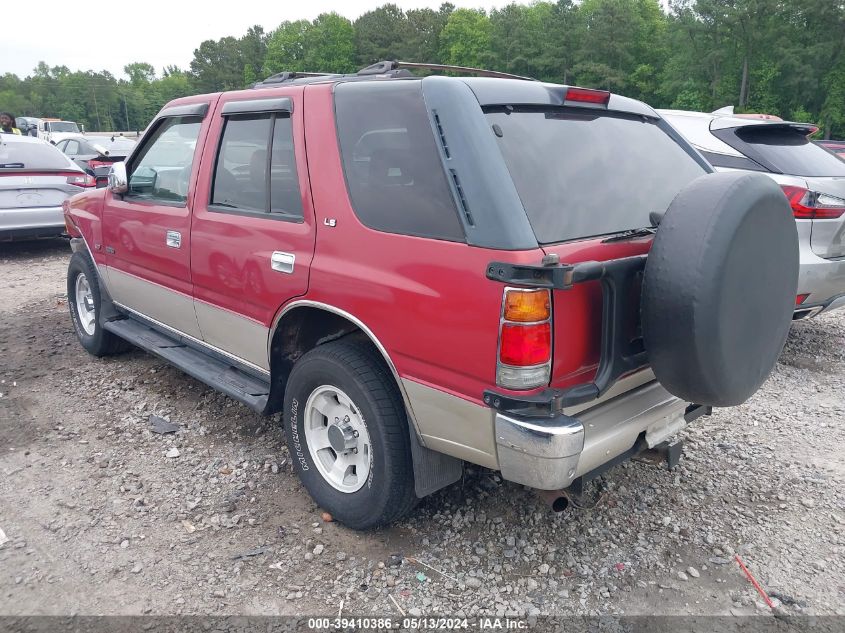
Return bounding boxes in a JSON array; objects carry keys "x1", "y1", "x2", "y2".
[{"x1": 104, "y1": 317, "x2": 270, "y2": 413}]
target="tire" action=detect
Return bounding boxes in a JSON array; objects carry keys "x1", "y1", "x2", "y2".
[
  {"x1": 642, "y1": 171, "x2": 799, "y2": 406},
  {"x1": 283, "y1": 338, "x2": 416, "y2": 530},
  {"x1": 67, "y1": 251, "x2": 130, "y2": 356}
]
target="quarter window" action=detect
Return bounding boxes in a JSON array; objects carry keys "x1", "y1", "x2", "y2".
[
  {"x1": 334, "y1": 81, "x2": 464, "y2": 241},
  {"x1": 127, "y1": 115, "x2": 202, "y2": 205}
]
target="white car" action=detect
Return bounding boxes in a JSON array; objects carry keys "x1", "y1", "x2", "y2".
[
  {"x1": 37, "y1": 120, "x2": 84, "y2": 145},
  {"x1": 660, "y1": 108, "x2": 845, "y2": 318},
  {"x1": 0, "y1": 135, "x2": 95, "y2": 241}
]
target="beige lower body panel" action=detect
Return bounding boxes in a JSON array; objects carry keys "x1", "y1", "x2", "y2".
[
  {"x1": 401, "y1": 379, "x2": 499, "y2": 469},
  {"x1": 194, "y1": 300, "x2": 270, "y2": 371},
  {"x1": 106, "y1": 267, "x2": 203, "y2": 340}
]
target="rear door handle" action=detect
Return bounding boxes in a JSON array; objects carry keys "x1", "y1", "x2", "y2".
[{"x1": 271, "y1": 251, "x2": 295, "y2": 274}]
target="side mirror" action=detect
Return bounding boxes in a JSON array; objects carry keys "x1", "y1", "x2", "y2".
[{"x1": 108, "y1": 161, "x2": 128, "y2": 194}]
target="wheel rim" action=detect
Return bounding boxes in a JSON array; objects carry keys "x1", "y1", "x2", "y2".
[
  {"x1": 304, "y1": 385, "x2": 372, "y2": 494},
  {"x1": 74, "y1": 272, "x2": 96, "y2": 336}
]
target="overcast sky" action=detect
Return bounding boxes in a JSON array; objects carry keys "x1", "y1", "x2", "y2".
[{"x1": 1, "y1": 0, "x2": 528, "y2": 79}]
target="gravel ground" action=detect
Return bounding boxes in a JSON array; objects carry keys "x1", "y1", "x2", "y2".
[{"x1": 1, "y1": 239, "x2": 843, "y2": 618}]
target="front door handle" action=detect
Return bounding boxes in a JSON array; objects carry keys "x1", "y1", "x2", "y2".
[
  {"x1": 166, "y1": 230, "x2": 181, "y2": 249},
  {"x1": 271, "y1": 251, "x2": 295, "y2": 274}
]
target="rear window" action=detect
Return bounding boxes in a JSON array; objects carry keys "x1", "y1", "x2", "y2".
[
  {"x1": 731, "y1": 127, "x2": 845, "y2": 177},
  {"x1": 487, "y1": 107, "x2": 707, "y2": 244},
  {"x1": 0, "y1": 139, "x2": 74, "y2": 170},
  {"x1": 334, "y1": 81, "x2": 465, "y2": 242}
]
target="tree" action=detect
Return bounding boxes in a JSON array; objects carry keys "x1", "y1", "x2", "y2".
[
  {"x1": 304, "y1": 13, "x2": 357, "y2": 73},
  {"x1": 440, "y1": 8, "x2": 492, "y2": 68},
  {"x1": 263, "y1": 20, "x2": 311, "y2": 74},
  {"x1": 354, "y1": 4, "x2": 411, "y2": 66}
]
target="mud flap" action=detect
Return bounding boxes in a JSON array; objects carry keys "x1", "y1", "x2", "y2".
[{"x1": 408, "y1": 428, "x2": 462, "y2": 498}]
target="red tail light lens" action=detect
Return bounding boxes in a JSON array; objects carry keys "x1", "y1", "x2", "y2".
[
  {"x1": 500, "y1": 323, "x2": 551, "y2": 366},
  {"x1": 67, "y1": 173, "x2": 96, "y2": 188},
  {"x1": 565, "y1": 87, "x2": 611, "y2": 106},
  {"x1": 781, "y1": 185, "x2": 845, "y2": 219}
]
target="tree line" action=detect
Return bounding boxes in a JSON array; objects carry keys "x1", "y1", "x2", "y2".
[{"x1": 2, "y1": 0, "x2": 844, "y2": 137}]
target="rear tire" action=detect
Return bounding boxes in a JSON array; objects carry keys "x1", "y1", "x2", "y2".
[
  {"x1": 67, "y1": 251, "x2": 130, "y2": 357},
  {"x1": 283, "y1": 339, "x2": 417, "y2": 530}
]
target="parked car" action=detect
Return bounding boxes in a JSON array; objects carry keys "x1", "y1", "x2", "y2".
[
  {"x1": 660, "y1": 108, "x2": 845, "y2": 318},
  {"x1": 15, "y1": 116, "x2": 41, "y2": 137},
  {"x1": 38, "y1": 119, "x2": 84, "y2": 144},
  {"x1": 816, "y1": 139, "x2": 845, "y2": 160},
  {"x1": 0, "y1": 135, "x2": 95, "y2": 241},
  {"x1": 56, "y1": 135, "x2": 137, "y2": 187},
  {"x1": 63, "y1": 61, "x2": 798, "y2": 529}
]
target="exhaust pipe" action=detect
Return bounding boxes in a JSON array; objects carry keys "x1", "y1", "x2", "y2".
[{"x1": 536, "y1": 489, "x2": 570, "y2": 513}]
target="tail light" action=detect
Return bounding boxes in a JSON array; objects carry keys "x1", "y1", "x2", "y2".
[
  {"x1": 67, "y1": 173, "x2": 96, "y2": 188},
  {"x1": 565, "y1": 87, "x2": 611, "y2": 106},
  {"x1": 496, "y1": 288, "x2": 552, "y2": 390},
  {"x1": 796, "y1": 293, "x2": 810, "y2": 305},
  {"x1": 781, "y1": 185, "x2": 845, "y2": 219}
]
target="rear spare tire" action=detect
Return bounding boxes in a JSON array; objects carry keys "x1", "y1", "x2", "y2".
[{"x1": 641, "y1": 171, "x2": 798, "y2": 406}]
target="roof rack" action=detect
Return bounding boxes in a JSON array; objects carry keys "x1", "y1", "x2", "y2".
[
  {"x1": 359, "y1": 60, "x2": 536, "y2": 81},
  {"x1": 253, "y1": 60, "x2": 536, "y2": 88}
]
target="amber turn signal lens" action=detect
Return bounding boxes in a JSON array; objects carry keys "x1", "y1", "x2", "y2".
[{"x1": 503, "y1": 289, "x2": 551, "y2": 322}]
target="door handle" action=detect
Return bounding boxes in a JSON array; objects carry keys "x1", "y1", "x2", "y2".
[
  {"x1": 271, "y1": 251, "x2": 295, "y2": 274},
  {"x1": 166, "y1": 230, "x2": 181, "y2": 249}
]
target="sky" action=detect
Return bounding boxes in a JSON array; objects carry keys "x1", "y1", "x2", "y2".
[{"x1": 1, "y1": 0, "x2": 525, "y2": 79}]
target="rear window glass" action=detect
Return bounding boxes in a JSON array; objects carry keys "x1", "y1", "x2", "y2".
[
  {"x1": 0, "y1": 139, "x2": 74, "y2": 170},
  {"x1": 334, "y1": 81, "x2": 464, "y2": 242},
  {"x1": 487, "y1": 107, "x2": 707, "y2": 244},
  {"x1": 733, "y1": 127, "x2": 845, "y2": 177}
]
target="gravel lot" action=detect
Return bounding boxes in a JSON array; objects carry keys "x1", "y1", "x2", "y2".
[{"x1": 1, "y1": 239, "x2": 844, "y2": 618}]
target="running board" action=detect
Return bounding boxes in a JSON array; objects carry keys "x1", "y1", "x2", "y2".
[{"x1": 103, "y1": 318, "x2": 270, "y2": 413}]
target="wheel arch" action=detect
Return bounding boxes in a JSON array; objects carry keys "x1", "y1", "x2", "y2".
[
  {"x1": 266, "y1": 301, "x2": 417, "y2": 429},
  {"x1": 267, "y1": 300, "x2": 464, "y2": 498}
]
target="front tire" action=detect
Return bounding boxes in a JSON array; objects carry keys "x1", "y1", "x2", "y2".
[
  {"x1": 283, "y1": 339, "x2": 416, "y2": 530},
  {"x1": 67, "y1": 251, "x2": 129, "y2": 356}
]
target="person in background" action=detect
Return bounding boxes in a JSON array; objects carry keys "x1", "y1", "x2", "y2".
[{"x1": 1, "y1": 113, "x2": 21, "y2": 134}]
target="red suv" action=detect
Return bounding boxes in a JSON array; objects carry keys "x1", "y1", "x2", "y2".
[{"x1": 64, "y1": 62, "x2": 799, "y2": 529}]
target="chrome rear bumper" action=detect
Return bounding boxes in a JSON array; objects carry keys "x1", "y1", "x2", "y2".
[{"x1": 495, "y1": 380, "x2": 691, "y2": 490}]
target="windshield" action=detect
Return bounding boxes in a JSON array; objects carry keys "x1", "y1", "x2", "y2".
[
  {"x1": 0, "y1": 139, "x2": 75, "y2": 169},
  {"x1": 49, "y1": 122, "x2": 80, "y2": 133},
  {"x1": 733, "y1": 127, "x2": 845, "y2": 177},
  {"x1": 487, "y1": 107, "x2": 707, "y2": 244}
]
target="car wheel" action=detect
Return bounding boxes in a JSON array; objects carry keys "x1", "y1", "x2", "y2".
[
  {"x1": 283, "y1": 338, "x2": 417, "y2": 530},
  {"x1": 67, "y1": 251, "x2": 130, "y2": 356}
]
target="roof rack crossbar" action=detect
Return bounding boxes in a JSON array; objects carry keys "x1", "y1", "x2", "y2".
[{"x1": 358, "y1": 60, "x2": 536, "y2": 82}]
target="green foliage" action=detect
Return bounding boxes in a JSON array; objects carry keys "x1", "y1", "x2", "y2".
[
  {"x1": 4, "y1": 0, "x2": 845, "y2": 137},
  {"x1": 440, "y1": 9, "x2": 492, "y2": 68}
]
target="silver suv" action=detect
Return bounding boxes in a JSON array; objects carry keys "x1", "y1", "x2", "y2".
[{"x1": 660, "y1": 108, "x2": 845, "y2": 318}]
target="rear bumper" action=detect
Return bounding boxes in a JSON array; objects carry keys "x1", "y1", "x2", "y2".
[
  {"x1": 0, "y1": 205, "x2": 64, "y2": 239},
  {"x1": 795, "y1": 224, "x2": 845, "y2": 315},
  {"x1": 494, "y1": 380, "x2": 694, "y2": 490}
]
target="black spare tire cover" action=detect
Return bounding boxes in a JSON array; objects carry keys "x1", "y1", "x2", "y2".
[{"x1": 641, "y1": 171, "x2": 798, "y2": 407}]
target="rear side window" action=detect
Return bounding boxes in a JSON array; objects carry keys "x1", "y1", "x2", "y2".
[
  {"x1": 487, "y1": 107, "x2": 707, "y2": 244},
  {"x1": 211, "y1": 113, "x2": 304, "y2": 219},
  {"x1": 700, "y1": 150, "x2": 767, "y2": 172},
  {"x1": 722, "y1": 126, "x2": 845, "y2": 177},
  {"x1": 334, "y1": 81, "x2": 464, "y2": 242},
  {"x1": 0, "y1": 139, "x2": 74, "y2": 170}
]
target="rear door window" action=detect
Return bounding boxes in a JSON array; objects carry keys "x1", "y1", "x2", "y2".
[
  {"x1": 723, "y1": 126, "x2": 845, "y2": 177},
  {"x1": 210, "y1": 112, "x2": 304, "y2": 220},
  {"x1": 487, "y1": 107, "x2": 707, "y2": 244},
  {"x1": 334, "y1": 81, "x2": 464, "y2": 242}
]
